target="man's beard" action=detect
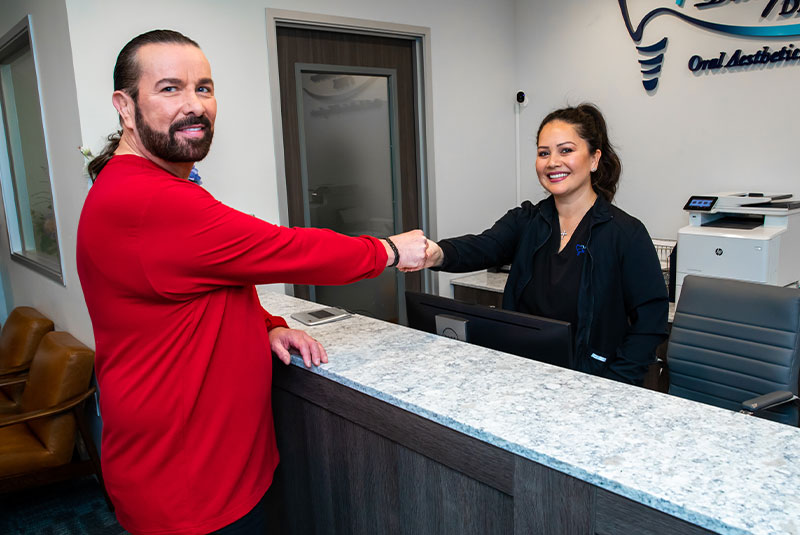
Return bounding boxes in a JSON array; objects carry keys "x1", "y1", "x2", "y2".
[{"x1": 134, "y1": 104, "x2": 213, "y2": 163}]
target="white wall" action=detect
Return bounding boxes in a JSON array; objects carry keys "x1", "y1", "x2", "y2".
[
  {"x1": 514, "y1": 1, "x2": 800, "y2": 240},
  {"x1": 0, "y1": 0, "x2": 93, "y2": 344}
]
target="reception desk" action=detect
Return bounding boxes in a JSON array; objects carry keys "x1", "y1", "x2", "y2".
[
  {"x1": 258, "y1": 288, "x2": 800, "y2": 535},
  {"x1": 450, "y1": 271, "x2": 677, "y2": 321}
]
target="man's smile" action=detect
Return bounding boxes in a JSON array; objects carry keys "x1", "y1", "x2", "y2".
[
  {"x1": 176, "y1": 124, "x2": 207, "y2": 138},
  {"x1": 168, "y1": 115, "x2": 213, "y2": 142}
]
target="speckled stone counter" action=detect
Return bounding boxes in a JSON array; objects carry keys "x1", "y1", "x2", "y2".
[
  {"x1": 257, "y1": 287, "x2": 800, "y2": 535},
  {"x1": 450, "y1": 271, "x2": 508, "y2": 293}
]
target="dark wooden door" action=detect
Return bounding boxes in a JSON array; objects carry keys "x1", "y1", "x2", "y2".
[{"x1": 277, "y1": 26, "x2": 422, "y2": 322}]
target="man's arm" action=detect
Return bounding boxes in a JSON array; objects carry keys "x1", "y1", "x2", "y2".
[{"x1": 140, "y1": 182, "x2": 426, "y2": 297}]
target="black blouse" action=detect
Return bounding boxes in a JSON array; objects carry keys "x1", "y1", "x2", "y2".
[{"x1": 518, "y1": 210, "x2": 592, "y2": 329}]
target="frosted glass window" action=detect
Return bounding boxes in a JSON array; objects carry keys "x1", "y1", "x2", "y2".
[
  {"x1": 298, "y1": 70, "x2": 401, "y2": 321},
  {"x1": 0, "y1": 19, "x2": 62, "y2": 282}
]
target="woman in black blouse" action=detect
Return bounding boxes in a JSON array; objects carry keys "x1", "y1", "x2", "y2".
[{"x1": 423, "y1": 103, "x2": 668, "y2": 385}]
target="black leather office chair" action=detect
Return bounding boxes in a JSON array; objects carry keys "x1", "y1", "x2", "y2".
[{"x1": 668, "y1": 275, "x2": 800, "y2": 426}]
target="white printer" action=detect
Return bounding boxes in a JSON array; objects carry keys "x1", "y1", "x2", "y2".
[{"x1": 675, "y1": 192, "x2": 800, "y2": 302}]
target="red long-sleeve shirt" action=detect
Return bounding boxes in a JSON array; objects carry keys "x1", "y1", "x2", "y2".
[{"x1": 76, "y1": 155, "x2": 387, "y2": 534}]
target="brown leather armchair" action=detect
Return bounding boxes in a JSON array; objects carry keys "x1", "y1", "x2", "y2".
[
  {"x1": 0, "y1": 306, "x2": 55, "y2": 412},
  {"x1": 0, "y1": 331, "x2": 111, "y2": 509},
  {"x1": 0, "y1": 306, "x2": 54, "y2": 379}
]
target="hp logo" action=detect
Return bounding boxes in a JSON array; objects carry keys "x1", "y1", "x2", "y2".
[{"x1": 715, "y1": 248, "x2": 723, "y2": 256}]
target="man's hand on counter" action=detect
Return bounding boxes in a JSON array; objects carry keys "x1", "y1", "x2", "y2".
[{"x1": 269, "y1": 327, "x2": 328, "y2": 368}]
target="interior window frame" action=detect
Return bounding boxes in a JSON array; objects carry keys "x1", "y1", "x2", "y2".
[{"x1": 0, "y1": 16, "x2": 63, "y2": 284}]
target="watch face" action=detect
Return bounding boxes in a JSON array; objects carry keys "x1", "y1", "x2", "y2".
[{"x1": 683, "y1": 196, "x2": 717, "y2": 211}]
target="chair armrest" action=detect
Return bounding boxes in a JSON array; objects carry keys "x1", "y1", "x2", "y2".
[
  {"x1": 0, "y1": 364, "x2": 30, "y2": 380},
  {"x1": 740, "y1": 390, "x2": 799, "y2": 414},
  {"x1": 0, "y1": 387, "x2": 96, "y2": 428},
  {"x1": 0, "y1": 375, "x2": 28, "y2": 388}
]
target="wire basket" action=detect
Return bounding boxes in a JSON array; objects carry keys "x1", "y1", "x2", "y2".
[{"x1": 652, "y1": 238, "x2": 676, "y2": 287}]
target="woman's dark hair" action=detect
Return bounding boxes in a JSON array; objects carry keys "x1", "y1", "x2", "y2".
[
  {"x1": 88, "y1": 30, "x2": 200, "y2": 181},
  {"x1": 536, "y1": 103, "x2": 622, "y2": 202}
]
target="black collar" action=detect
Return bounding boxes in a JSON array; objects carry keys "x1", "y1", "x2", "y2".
[{"x1": 539, "y1": 194, "x2": 613, "y2": 226}]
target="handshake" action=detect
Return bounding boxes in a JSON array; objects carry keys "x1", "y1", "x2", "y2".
[{"x1": 382, "y1": 229, "x2": 442, "y2": 272}]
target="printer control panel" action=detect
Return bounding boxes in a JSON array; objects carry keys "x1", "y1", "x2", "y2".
[{"x1": 683, "y1": 195, "x2": 718, "y2": 211}]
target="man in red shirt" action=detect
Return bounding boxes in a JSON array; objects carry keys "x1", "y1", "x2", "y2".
[{"x1": 77, "y1": 29, "x2": 427, "y2": 534}]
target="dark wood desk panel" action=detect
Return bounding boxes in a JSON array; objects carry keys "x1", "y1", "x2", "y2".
[
  {"x1": 453, "y1": 285, "x2": 503, "y2": 308},
  {"x1": 269, "y1": 364, "x2": 715, "y2": 535}
]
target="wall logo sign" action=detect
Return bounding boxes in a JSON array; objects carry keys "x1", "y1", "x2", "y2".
[{"x1": 618, "y1": 0, "x2": 800, "y2": 91}]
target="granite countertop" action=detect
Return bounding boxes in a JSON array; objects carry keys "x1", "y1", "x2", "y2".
[
  {"x1": 257, "y1": 287, "x2": 800, "y2": 535},
  {"x1": 451, "y1": 271, "x2": 678, "y2": 322},
  {"x1": 450, "y1": 271, "x2": 508, "y2": 293}
]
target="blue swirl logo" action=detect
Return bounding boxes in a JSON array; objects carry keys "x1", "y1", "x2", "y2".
[{"x1": 619, "y1": 0, "x2": 800, "y2": 91}]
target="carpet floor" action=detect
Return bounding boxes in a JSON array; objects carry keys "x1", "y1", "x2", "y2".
[{"x1": 0, "y1": 477, "x2": 126, "y2": 535}]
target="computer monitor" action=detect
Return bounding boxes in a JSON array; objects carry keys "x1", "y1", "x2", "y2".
[{"x1": 404, "y1": 291, "x2": 574, "y2": 369}]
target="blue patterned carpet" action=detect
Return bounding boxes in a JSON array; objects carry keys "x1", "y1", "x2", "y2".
[{"x1": 0, "y1": 477, "x2": 126, "y2": 535}]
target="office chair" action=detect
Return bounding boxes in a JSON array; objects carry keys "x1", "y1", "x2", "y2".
[
  {"x1": 667, "y1": 275, "x2": 800, "y2": 425},
  {"x1": 0, "y1": 331, "x2": 112, "y2": 509}
]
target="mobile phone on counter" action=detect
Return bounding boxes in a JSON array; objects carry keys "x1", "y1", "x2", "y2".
[{"x1": 291, "y1": 307, "x2": 351, "y2": 326}]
